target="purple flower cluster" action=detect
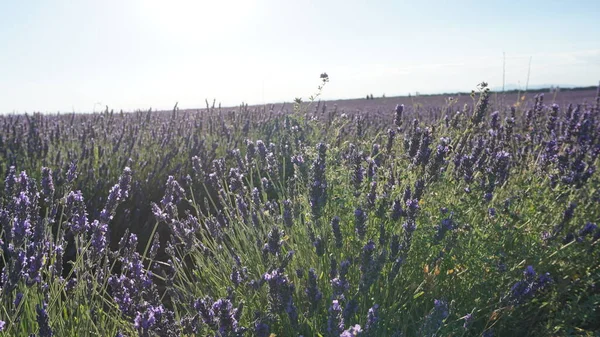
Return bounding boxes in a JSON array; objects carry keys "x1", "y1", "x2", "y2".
[
  {"x1": 506, "y1": 266, "x2": 553, "y2": 305},
  {"x1": 310, "y1": 143, "x2": 328, "y2": 218},
  {"x1": 263, "y1": 269, "x2": 298, "y2": 326}
]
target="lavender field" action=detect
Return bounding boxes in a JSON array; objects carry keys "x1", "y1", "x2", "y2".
[{"x1": 1, "y1": 82, "x2": 599, "y2": 336}]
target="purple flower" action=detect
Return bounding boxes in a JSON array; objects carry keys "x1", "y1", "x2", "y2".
[
  {"x1": 434, "y1": 218, "x2": 454, "y2": 242},
  {"x1": 354, "y1": 208, "x2": 367, "y2": 240},
  {"x1": 283, "y1": 199, "x2": 294, "y2": 227},
  {"x1": 310, "y1": 143, "x2": 328, "y2": 218},
  {"x1": 365, "y1": 304, "x2": 380, "y2": 333},
  {"x1": 420, "y1": 299, "x2": 448, "y2": 335},
  {"x1": 4, "y1": 166, "x2": 16, "y2": 197},
  {"x1": 327, "y1": 300, "x2": 344, "y2": 336},
  {"x1": 305, "y1": 268, "x2": 323, "y2": 309},
  {"x1": 524, "y1": 265, "x2": 536, "y2": 280},
  {"x1": 264, "y1": 226, "x2": 283, "y2": 256},
  {"x1": 66, "y1": 162, "x2": 77, "y2": 183},
  {"x1": 405, "y1": 199, "x2": 419, "y2": 220},
  {"x1": 194, "y1": 297, "x2": 216, "y2": 327},
  {"x1": 402, "y1": 186, "x2": 411, "y2": 203},
  {"x1": 394, "y1": 104, "x2": 404, "y2": 127},
  {"x1": 256, "y1": 140, "x2": 267, "y2": 160},
  {"x1": 254, "y1": 320, "x2": 270, "y2": 337},
  {"x1": 341, "y1": 324, "x2": 362, "y2": 337},
  {"x1": 40, "y1": 167, "x2": 54, "y2": 203},
  {"x1": 14, "y1": 292, "x2": 24, "y2": 307},
  {"x1": 391, "y1": 199, "x2": 404, "y2": 221},
  {"x1": 12, "y1": 218, "x2": 31, "y2": 247},
  {"x1": 386, "y1": 128, "x2": 396, "y2": 152},
  {"x1": 263, "y1": 269, "x2": 298, "y2": 326},
  {"x1": 313, "y1": 236, "x2": 325, "y2": 256},
  {"x1": 359, "y1": 240, "x2": 380, "y2": 291},
  {"x1": 463, "y1": 313, "x2": 473, "y2": 329},
  {"x1": 579, "y1": 222, "x2": 597, "y2": 238},
  {"x1": 89, "y1": 220, "x2": 108, "y2": 258},
  {"x1": 342, "y1": 299, "x2": 358, "y2": 324},
  {"x1": 331, "y1": 260, "x2": 351, "y2": 297},
  {"x1": 349, "y1": 145, "x2": 365, "y2": 194},
  {"x1": 331, "y1": 216, "x2": 343, "y2": 248},
  {"x1": 230, "y1": 266, "x2": 244, "y2": 287},
  {"x1": 36, "y1": 302, "x2": 53, "y2": 337},
  {"x1": 212, "y1": 298, "x2": 240, "y2": 335},
  {"x1": 507, "y1": 266, "x2": 553, "y2": 305},
  {"x1": 161, "y1": 176, "x2": 186, "y2": 206}
]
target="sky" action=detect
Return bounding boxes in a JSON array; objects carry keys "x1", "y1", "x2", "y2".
[{"x1": 0, "y1": 0, "x2": 599, "y2": 113}]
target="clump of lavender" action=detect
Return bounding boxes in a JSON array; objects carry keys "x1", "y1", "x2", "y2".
[
  {"x1": 228, "y1": 167, "x2": 245, "y2": 194},
  {"x1": 305, "y1": 268, "x2": 323, "y2": 311},
  {"x1": 282, "y1": 199, "x2": 294, "y2": 227},
  {"x1": 64, "y1": 190, "x2": 89, "y2": 236},
  {"x1": 552, "y1": 202, "x2": 577, "y2": 238},
  {"x1": 40, "y1": 167, "x2": 55, "y2": 204},
  {"x1": 462, "y1": 313, "x2": 474, "y2": 330},
  {"x1": 263, "y1": 226, "x2": 284, "y2": 256},
  {"x1": 578, "y1": 222, "x2": 598, "y2": 242},
  {"x1": 471, "y1": 82, "x2": 490, "y2": 125},
  {"x1": 364, "y1": 304, "x2": 380, "y2": 334},
  {"x1": 366, "y1": 181, "x2": 377, "y2": 208},
  {"x1": 547, "y1": 104, "x2": 559, "y2": 135},
  {"x1": 66, "y1": 161, "x2": 78, "y2": 184},
  {"x1": 359, "y1": 240, "x2": 380, "y2": 291},
  {"x1": 434, "y1": 217, "x2": 454, "y2": 243},
  {"x1": 505, "y1": 266, "x2": 553, "y2": 305},
  {"x1": 341, "y1": 324, "x2": 362, "y2": 337},
  {"x1": 313, "y1": 235, "x2": 325, "y2": 256},
  {"x1": 331, "y1": 260, "x2": 351, "y2": 298},
  {"x1": 394, "y1": 104, "x2": 404, "y2": 128},
  {"x1": 245, "y1": 139, "x2": 256, "y2": 167},
  {"x1": 419, "y1": 299, "x2": 449, "y2": 336},
  {"x1": 253, "y1": 312, "x2": 270, "y2": 337},
  {"x1": 263, "y1": 269, "x2": 298, "y2": 326},
  {"x1": 386, "y1": 128, "x2": 396, "y2": 153},
  {"x1": 212, "y1": 298, "x2": 244, "y2": 336},
  {"x1": 414, "y1": 128, "x2": 433, "y2": 167},
  {"x1": 191, "y1": 155, "x2": 205, "y2": 182},
  {"x1": 371, "y1": 143, "x2": 381, "y2": 167},
  {"x1": 354, "y1": 208, "x2": 367, "y2": 240},
  {"x1": 413, "y1": 179, "x2": 425, "y2": 201},
  {"x1": 193, "y1": 297, "x2": 245, "y2": 336},
  {"x1": 427, "y1": 138, "x2": 451, "y2": 179},
  {"x1": 36, "y1": 302, "x2": 53, "y2": 337},
  {"x1": 310, "y1": 143, "x2": 328, "y2": 219},
  {"x1": 327, "y1": 300, "x2": 344, "y2": 336},
  {"x1": 349, "y1": 144, "x2": 365, "y2": 196},
  {"x1": 490, "y1": 111, "x2": 500, "y2": 130},
  {"x1": 405, "y1": 198, "x2": 419, "y2": 221},
  {"x1": 390, "y1": 199, "x2": 404, "y2": 221},
  {"x1": 401, "y1": 220, "x2": 417, "y2": 257},
  {"x1": 230, "y1": 265, "x2": 248, "y2": 287},
  {"x1": 256, "y1": 140, "x2": 267, "y2": 160},
  {"x1": 366, "y1": 157, "x2": 377, "y2": 180},
  {"x1": 331, "y1": 216, "x2": 343, "y2": 248},
  {"x1": 3, "y1": 165, "x2": 17, "y2": 201},
  {"x1": 161, "y1": 175, "x2": 186, "y2": 207}
]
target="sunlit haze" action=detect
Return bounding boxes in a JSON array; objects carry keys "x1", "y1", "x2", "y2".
[{"x1": 1, "y1": 0, "x2": 599, "y2": 113}]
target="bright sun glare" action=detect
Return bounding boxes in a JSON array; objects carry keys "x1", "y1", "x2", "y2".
[{"x1": 139, "y1": 0, "x2": 254, "y2": 39}]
